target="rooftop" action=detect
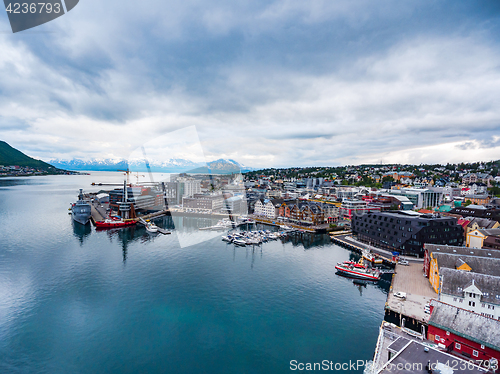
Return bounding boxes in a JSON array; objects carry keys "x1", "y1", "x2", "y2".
[
  {"x1": 378, "y1": 340, "x2": 486, "y2": 374},
  {"x1": 440, "y1": 267, "x2": 500, "y2": 305},
  {"x1": 429, "y1": 300, "x2": 500, "y2": 351},
  {"x1": 424, "y1": 243, "x2": 500, "y2": 259},
  {"x1": 433, "y1": 252, "x2": 500, "y2": 277}
]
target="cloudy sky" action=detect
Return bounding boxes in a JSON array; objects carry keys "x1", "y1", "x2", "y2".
[{"x1": 1, "y1": 0, "x2": 500, "y2": 168}]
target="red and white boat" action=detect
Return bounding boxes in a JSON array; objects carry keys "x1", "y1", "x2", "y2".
[
  {"x1": 95, "y1": 217, "x2": 136, "y2": 229},
  {"x1": 335, "y1": 261, "x2": 381, "y2": 280}
]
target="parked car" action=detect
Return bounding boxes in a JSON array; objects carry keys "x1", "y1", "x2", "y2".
[
  {"x1": 393, "y1": 291, "x2": 407, "y2": 300},
  {"x1": 398, "y1": 259, "x2": 409, "y2": 266}
]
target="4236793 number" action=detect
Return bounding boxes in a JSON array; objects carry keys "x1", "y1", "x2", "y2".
[{"x1": 5, "y1": 2, "x2": 61, "y2": 14}]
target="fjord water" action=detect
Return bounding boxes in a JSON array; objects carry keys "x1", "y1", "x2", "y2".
[{"x1": 0, "y1": 173, "x2": 389, "y2": 373}]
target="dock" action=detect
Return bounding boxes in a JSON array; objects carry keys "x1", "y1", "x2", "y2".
[
  {"x1": 251, "y1": 216, "x2": 317, "y2": 232},
  {"x1": 384, "y1": 262, "x2": 437, "y2": 334},
  {"x1": 330, "y1": 234, "x2": 396, "y2": 266},
  {"x1": 90, "y1": 202, "x2": 107, "y2": 224}
]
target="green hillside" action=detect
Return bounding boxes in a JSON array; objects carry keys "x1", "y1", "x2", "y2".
[{"x1": 0, "y1": 141, "x2": 55, "y2": 170}]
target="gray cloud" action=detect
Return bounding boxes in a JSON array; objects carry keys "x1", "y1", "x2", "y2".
[{"x1": 1, "y1": 0, "x2": 500, "y2": 167}]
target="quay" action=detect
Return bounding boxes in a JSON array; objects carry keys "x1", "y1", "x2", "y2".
[
  {"x1": 330, "y1": 233, "x2": 435, "y2": 336},
  {"x1": 251, "y1": 215, "x2": 319, "y2": 233},
  {"x1": 384, "y1": 262, "x2": 436, "y2": 334},
  {"x1": 330, "y1": 234, "x2": 396, "y2": 266}
]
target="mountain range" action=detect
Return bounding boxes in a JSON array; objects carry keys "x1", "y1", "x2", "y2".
[
  {"x1": 0, "y1": 141, "x2": 58, "y2": 170},
  {"x1": 48, "y1": 157, "x2": 254, "y2": 174}
]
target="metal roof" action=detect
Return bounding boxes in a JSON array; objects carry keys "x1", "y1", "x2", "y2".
[{"x1": 429, "y1": 300, "x2": 500, "y2": 351}]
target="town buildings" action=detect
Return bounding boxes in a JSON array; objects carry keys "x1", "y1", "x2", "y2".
[{"x1": 466, "y1": 228, "x2": 500, "y2": 249}]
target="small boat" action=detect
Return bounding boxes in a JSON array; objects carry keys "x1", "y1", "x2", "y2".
[
  {"x1": 222, "y1": 235, "x2": 233, "y2": 242},
  {"x1": 335, "y1": 261, "x2": 380, "y2": 281},
  {"x1": 145, "y1": 222, "x2": 159, "y2": 233},
  {"x1": 95, "y1": 218, "x2": 136, "y2": 229},
  {"x1": 233, "y1": 239, "x2": 247, "y2": 246},
  {"x1": 362, "y1": 250, "x2": 383, "y2": 264}
]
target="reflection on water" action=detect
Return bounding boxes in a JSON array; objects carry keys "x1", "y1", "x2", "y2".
[
  {"x1": 0, "y1": 177, "x2": 49, "y2": 188},
  {"x1": 72, "y1": 220, "x2": 92, "y2": 245}
]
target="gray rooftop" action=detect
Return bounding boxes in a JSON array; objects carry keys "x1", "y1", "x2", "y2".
[
  {"x1": 465, "y1": 217, "x2": 498, "y2": 229},
  {"x1": 477, "y1": 228, "x2": 500, "y2": 237},
  {"x1": 429, "y1": 300, "x2": 500, "y2": 351},
  {"x1": 387, "y1": 337, "x2": 410, "y2": 354},
  {"x1": 378, "y1": 340, "x2": 486, "y2": 374},
  {"x1": 433, "y1": 252, "x2": 500, "y2": 277},
  {"x1": 440, "y1": 267, "x2": 500, "y2": 305},
  {"x1": 425, "y1": 243, "x2": 500, "y2": 259}
]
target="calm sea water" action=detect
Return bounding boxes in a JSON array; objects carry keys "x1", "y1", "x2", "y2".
[{"x1": 0, "y1": 173, "x2": 389, "y2": 374}]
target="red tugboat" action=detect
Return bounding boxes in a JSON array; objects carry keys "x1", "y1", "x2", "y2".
[{"x1": 335, "y1": 260, "x2": 381, "y2": 281}]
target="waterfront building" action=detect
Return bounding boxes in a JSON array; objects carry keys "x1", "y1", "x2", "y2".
[
  {"x1": 352, "y1": 211, "x2": 463, "y2": 257},
  {"x1": 426, "y1": 252, "x2": 500, "y2": 293},
  {"x1": 427, "y1": 300, "x2": 500, "y2": 365},
  {"x1": 423, "y1": 244, "x2": 500, "y2": 279},
  {"x1": 254, "y1": 199, "x2": 278, "y2": 219},
  {"x1": 438, "y1": 268, "x2": 500, "y2": 319},
  {"x1": 377, "y1": 339, "x2": 486, "y2": 374}
]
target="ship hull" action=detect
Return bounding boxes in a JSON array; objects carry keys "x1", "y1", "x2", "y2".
[
  {"x1": 71, "y1": 205, "x2": 91, "y2": 225},
  {"x1": 95, "y1": 220, "x2": 136, "y2": 229},
  {"x1": 335, "y1": 265, "x2": 380, "y2": 280}
]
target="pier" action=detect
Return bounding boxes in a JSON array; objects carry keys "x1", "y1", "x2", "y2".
[
  {"x1": 251, "y1": 216, "x2": 317, "y2": 232},
  {"x1": 330, "y1": 234, "x2": 396, "y2": 266},
  {"x1": 384, "y1": 262, "x2": 436, "y2": 334}
]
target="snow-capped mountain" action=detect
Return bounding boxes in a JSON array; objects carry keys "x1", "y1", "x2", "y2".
[
  {"x1": 187, "y1": 159, "x2": 254, "y2": 174},
  {"x1": 48, "y1": 158, "x2": 253, "y2": 174}
]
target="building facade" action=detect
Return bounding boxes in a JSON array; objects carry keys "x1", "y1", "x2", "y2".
[
  {"x1": 428, "y1": 301, "x2": 500, "y2": 366},
  {"x1": 352, "y1": 211, "x2": 463, "y2": 257}
]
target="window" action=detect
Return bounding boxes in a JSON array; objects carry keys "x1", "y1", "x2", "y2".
[
  {"x1": 455, "y1": 343, "x2": 461, "y2": 350},
  {"x1": 473, "y1": 350, "x2": 478, "y2": 358}
]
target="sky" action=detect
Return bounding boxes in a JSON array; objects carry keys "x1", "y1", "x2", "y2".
[{"x1": 1, "y1": 0, "x2": 500, "y2": 168}]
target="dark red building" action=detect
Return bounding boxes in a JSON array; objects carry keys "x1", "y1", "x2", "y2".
[{"x1": 427, "y1": 300, "x2": 500, "y2": 370}]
